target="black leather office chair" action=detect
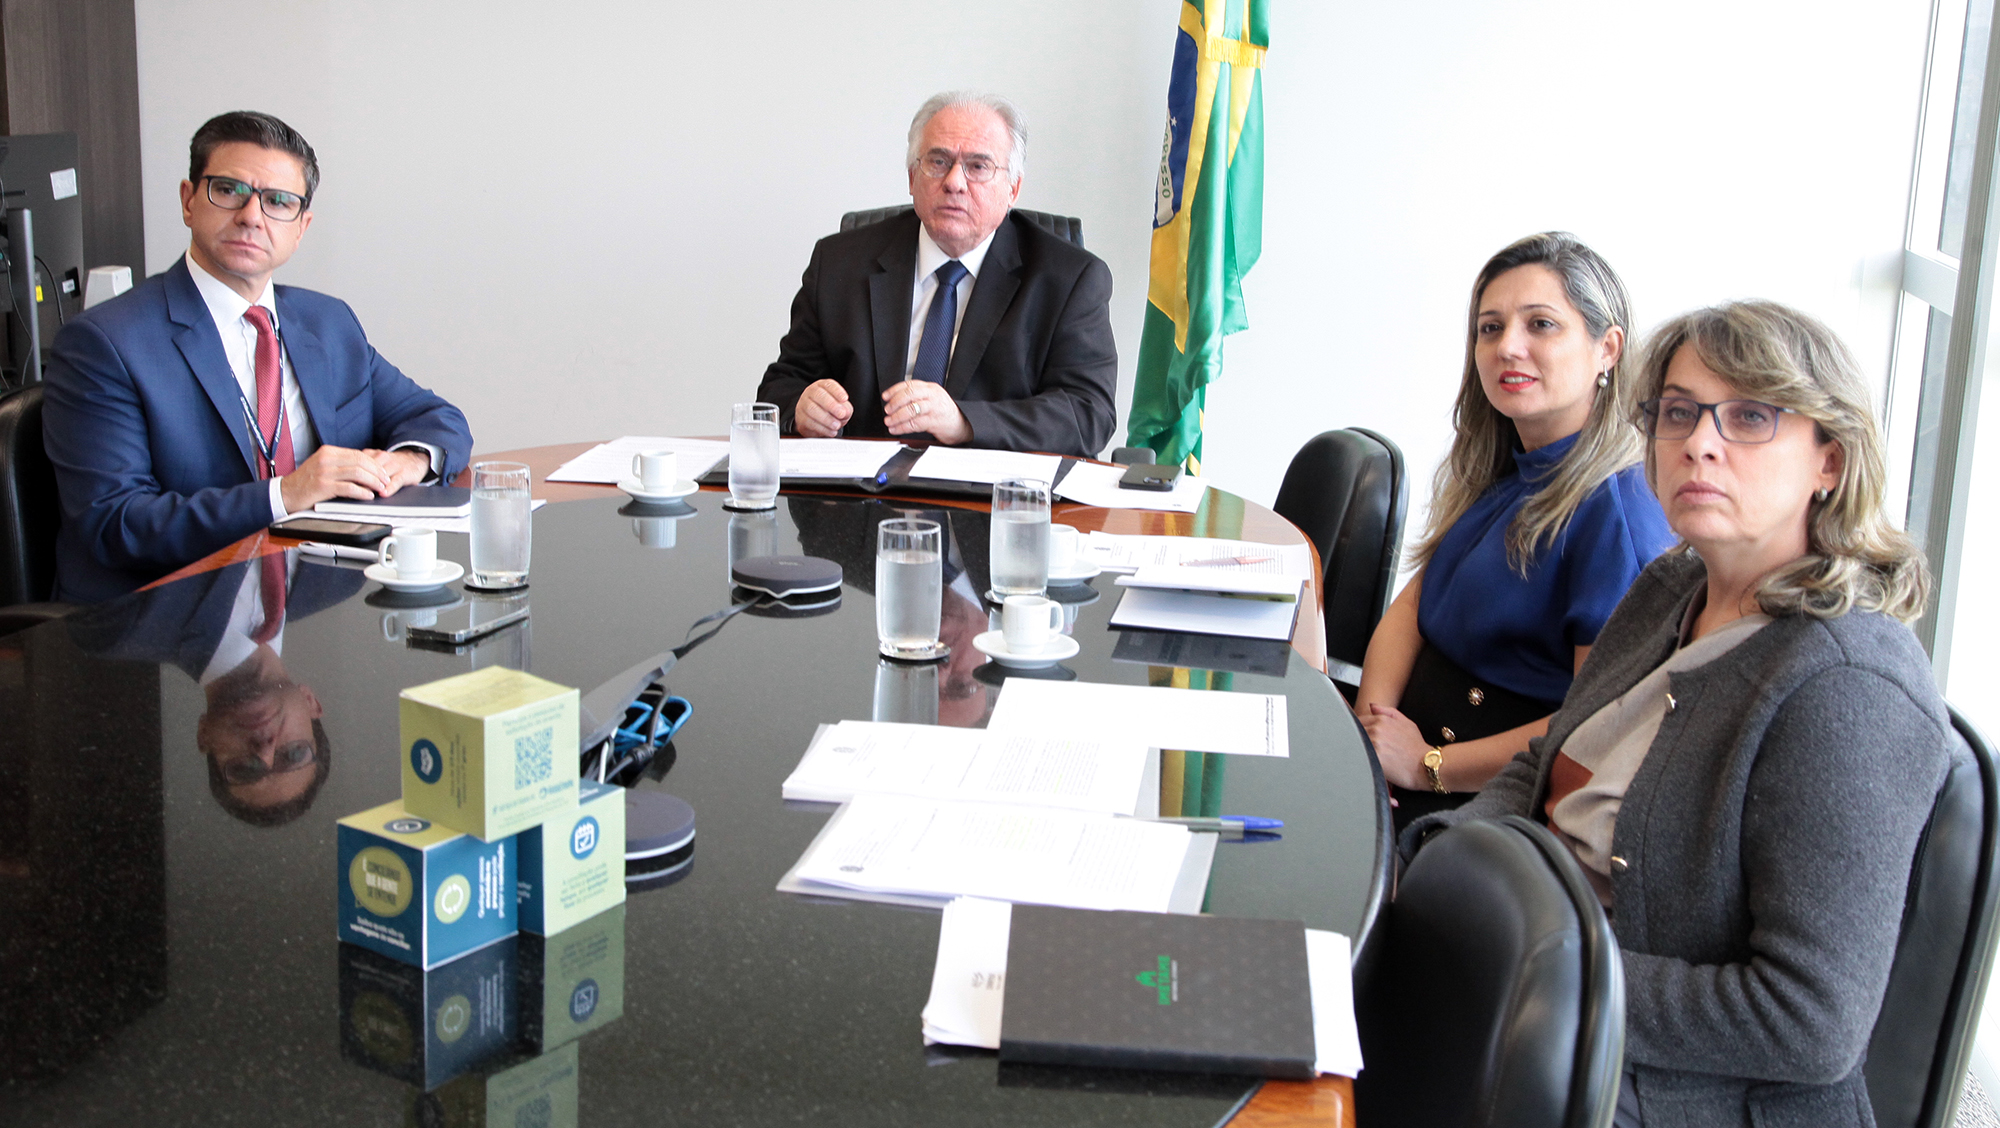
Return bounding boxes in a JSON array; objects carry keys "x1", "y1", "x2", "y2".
[
  {"x1": 0, "y1": 384, "x2": 66, "y2": 613},
  {"x1": 1356, "y1": 815, "x2": 1624, "y2": 1128},
  {"x1": 838, "y1": 205, "x2": 1085, "y2": 249},
  {"x1": 1865, "y1": 707, "x2": 2000, "y2": 1128},
  {"x1": 1270, "y1": 428, "x2": 1408, "y2": 692}
]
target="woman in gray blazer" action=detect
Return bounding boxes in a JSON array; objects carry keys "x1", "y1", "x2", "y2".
[{"x1": 1408, "y1": 300, "x2": 1954, "y2": 1128}]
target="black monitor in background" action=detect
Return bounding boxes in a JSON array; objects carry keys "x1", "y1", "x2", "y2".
[{"x1": 0, "y1": 133, "x2": 84, "y2": 389}]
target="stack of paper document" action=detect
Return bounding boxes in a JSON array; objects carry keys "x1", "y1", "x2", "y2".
[
  {"x1": 920, "y1": 896, "x2": 1364, "y2": 1078},
  {"x1": 1082, "y1": 531, "x2": 1314, "y2": 578},
  {"x1": 545, "y1": 436, "x2": 732, "y2": 484},
  {"x1": 987, "y1": 679, "x2": 1291, "y2": 759},
  {"x1": 1052, "y1": 461, "x2": 1209, "y2": 513},
  {"x1": 908, "y1": 446, "x2": 1064, "y2": 486},
  {"x1": 777, "y1": 794, "x2": 1203, "y2": 912},
  {"x1": 776, "y1": 438, "x2": 903, "y2": 478},
  {"x1": 1109, "y1": 565, "x2": 1307, "y2": 642},
  {"x1": 315, "y1": 485, "x2": 471, "y2": 519},
  {"x1": 783, "y1": 721, "x2": 1154, "y2": 816}
]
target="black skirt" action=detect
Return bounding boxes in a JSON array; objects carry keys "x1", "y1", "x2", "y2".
[{"x1": 1388, "y1": 640, "x2": 1559, "y2": 833}]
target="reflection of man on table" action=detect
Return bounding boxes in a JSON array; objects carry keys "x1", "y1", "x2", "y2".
[
  {"x1": 68, "y1": 551, "x2": 361, "y2": 825},
  {"x1": 756, "y1": 92, "x2": 1117, "y2": 458},
  {"x1": 43, "y1": 111, "x2": 473, "y2": 602}
]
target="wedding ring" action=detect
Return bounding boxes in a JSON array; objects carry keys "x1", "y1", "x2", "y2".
[{"x1": 915, "y1": 402, "x2": 926, "y2": 415}]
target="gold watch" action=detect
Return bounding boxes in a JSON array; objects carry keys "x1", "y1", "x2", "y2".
[{"x1": 1422, "y1": 746, "x2": 1447, "y2": 794}]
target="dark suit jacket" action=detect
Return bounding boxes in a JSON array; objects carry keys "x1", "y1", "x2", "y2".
[
  {"x1": 43, "y1": 257, "x2": 474, "y2": 603},
  {"x1": 756, "y1": 211, "x2": 1117, "y2": 458},
  {"x1": 66, "y1": 555, "x2": 366, "y2": 680}
]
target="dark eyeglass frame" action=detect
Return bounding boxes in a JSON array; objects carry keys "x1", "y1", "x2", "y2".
[
  {"x1": 1638, "y1": 396, "x2": 1799, "y2": 444},
  {"x1": 219, "y1": 739, "x2": 319, "y2": 785},
  {"x1": 201, "y1": 175, "x2": 311, "y2": 222},
  {"x1": 916, "y1": 151, "x2": 1009, "y2": 184}
]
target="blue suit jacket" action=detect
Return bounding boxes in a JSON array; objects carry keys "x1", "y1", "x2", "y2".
[{"x1": 42, "y1": 258, "x2": 474, "y2": 602}]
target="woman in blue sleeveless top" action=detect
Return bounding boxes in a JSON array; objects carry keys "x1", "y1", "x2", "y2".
[{"x1": 1355, "y1": 232, "x2": 1675, "y2": 831}]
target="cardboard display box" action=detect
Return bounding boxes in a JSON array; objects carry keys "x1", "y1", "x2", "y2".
[
  {"x1": 518, "y1": 779, "x2": 627, "y2": 935},
  {"x1": 338, "y1": 799, "x2": 516, "y2": 969},
  {"x1": 401, "y1": 667, "x2": 580, "y2": 841}
]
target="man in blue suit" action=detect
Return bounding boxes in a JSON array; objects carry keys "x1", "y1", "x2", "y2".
[{"x1": 43, "y1": 111, "x2": 473, "y2": 602}]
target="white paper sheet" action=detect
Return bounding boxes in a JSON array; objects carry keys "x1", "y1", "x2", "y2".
[
  {"x1": 920, "y1": 900, "x2": 1365, "y2": 1077},
  {"x1": 335, "y1": 498, "x2": 548, "y2": 536},
  {"x1": 1306, "y1": 928, "x2": 1364, "y2": 1077},
  {"x1": 787, "y1": 794, "x2": 1193, "y2": 912},
  {"x1": 1109, "y1": 586, "x2": 1302, "y2": 642},
  {"x1": 908, "y1": 447, "x2": 1063, "y2": 486},
  {"x1": 921, "y1": 896, "x2": 1014, "y2": 1048},
  {"x1": 1082, "y1": 532, "x2": 1314, "y2": 578},
  {"x1": 1053, "y1": 461, "x2": 1210, "y2": 513},
  {"x1": 784, "y1": 721, "x2": 1153, "y2": 816},
  {"x1": 778, "y1": 438, "x2": 903, "y2": 478},
  {"x1": 987, "y1": 679, "x2": 1290, "y2": 758},
  {"x1": 544, "y1": 436, "x2": 732, "y2": 483}
]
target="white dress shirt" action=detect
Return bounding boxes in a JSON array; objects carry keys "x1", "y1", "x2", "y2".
[
  {"x1": 903, "y1": 225, "x2": 997, "y2": 382},
  {"x1": 186, "y1": 254, "x2": 440, "y2": 519},
  {"x1": 200, "y1": 552, "x2": 296, "y2": 684}
]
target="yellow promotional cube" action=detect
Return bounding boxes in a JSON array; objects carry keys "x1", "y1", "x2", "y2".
[{"x1": 401, "y1": 667, "x2": 580, "y2": 841}]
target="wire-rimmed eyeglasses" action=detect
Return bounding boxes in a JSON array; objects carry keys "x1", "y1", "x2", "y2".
[
  {"x1": 218, "y1": 739, "x2": 319, "y2": 785},
  {"x1": 201, "y1": 175, "x2": 310, "y2": 222},
  {"x1": 915, "y1": 151, "x2": 1008, "y2": 184},
  {"x1": 1638, "y1": 396, "x2": 1798, "y2": 444}
]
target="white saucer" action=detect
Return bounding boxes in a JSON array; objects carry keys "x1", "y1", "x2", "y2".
[
  {"x1": 973, "y1": 630, "x2": 1081, "y2": 669},
  {"x1": 364, "y1": 560, "x2": 464, "y2": 592},
  {"x1": 1046, "y1": 562, "x2": 1102, "y2": 585},
  {"x1": 618, "y1": 477, "x2": 700, "y2": 503}
]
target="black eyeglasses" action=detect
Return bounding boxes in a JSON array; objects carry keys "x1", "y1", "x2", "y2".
[
  {"x1": 201, "y1": 175, "x2": 310, "y2": 222},
  {"x1": 1638, "y1": 396, "x2": 1798, "y2": 444},
  {"x1": 219, "y1": 739, "x2": 318, "y2": 785},
  {"x1": 916, "y1": 151, "x2": 1008, "y2": 184}
]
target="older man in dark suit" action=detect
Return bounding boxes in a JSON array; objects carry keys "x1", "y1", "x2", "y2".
[{"x1": 756, "y1": 92, "x2": 1117, "y2": 459}]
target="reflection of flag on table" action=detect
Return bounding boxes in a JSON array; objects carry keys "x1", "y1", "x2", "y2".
[{"x1": 1126, "y1": 0, "x2": 1267, "y2": 473}]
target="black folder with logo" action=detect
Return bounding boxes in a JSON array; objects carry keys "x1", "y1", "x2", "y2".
[{"x1": 997, "y1": 905, "x2": 1316, "y2": 1079}]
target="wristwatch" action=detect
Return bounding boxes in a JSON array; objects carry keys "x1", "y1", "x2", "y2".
[{"x1": 1422, "y1": 746, "x2": 1447, "y2": 794}]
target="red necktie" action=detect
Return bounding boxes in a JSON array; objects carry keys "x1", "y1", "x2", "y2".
[
  {"x1": 252, "y1": 552, "x2": 287, "y2": 644},
  {"x1": 242, "y1": 307, "x2": 296, "y2": 478}
]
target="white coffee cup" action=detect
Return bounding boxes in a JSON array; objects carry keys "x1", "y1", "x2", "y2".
[
  {"x1": 378, "y1": 526, "x2": 438, "y2": 579},
  {"x1": 381, "y1": 607, "x2": 440, "y2": 640},
  {"x1": 632, "y1": 449, "x2": 679, "y2": 491},
  {"x1": 1001, "y1": 594, "x2": 1064, "y2": 653},
  {"x1": 1048, "y1": 523, "x2": 1080, "y2": 573}
]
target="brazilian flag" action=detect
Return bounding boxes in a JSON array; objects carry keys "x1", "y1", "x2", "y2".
[{"x1": 1125, "y1": 0, "x2": 1267, "y2": 474}]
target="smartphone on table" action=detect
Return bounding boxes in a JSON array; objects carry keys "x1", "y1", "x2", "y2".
[{"x1": 268, "y1": 516, "x2": 393, "y2": 548}]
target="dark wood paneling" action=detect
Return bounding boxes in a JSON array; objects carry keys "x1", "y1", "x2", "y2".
[{"x1": 0, "y1": 0, "x2": 145, "y2": 278}]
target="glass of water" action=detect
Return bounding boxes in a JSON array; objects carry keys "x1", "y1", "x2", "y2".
[
  {"x1": 987, "y1": 477, "x2": 1050, "y2": 602},
  {"x1": 876, "y1": 518, "x2": 946, "y2": 660},
  {"x1": 469, "y1": 461, "x2": 532, "y2": 589},
  {"x1": 728, "y1": 402, "x2": 780, "y2": 509}
]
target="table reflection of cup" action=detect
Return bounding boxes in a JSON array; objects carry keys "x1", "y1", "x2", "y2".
[
  {"x1": 727, "y1": 509, "x2": 778, "y2": 581},
  {"x1": 381, "y1": 607, "x2": 441, "y2": 641},
  {"x1": 873, "y1": 658, "x2": 939, "y2": 725},
  {"x1": 631, "y1": 516, "x2": 678, "y2": 548}
]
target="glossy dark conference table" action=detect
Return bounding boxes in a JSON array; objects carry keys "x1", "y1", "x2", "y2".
[{"x1": 0, "y1": 445, "x2": 1387, "y2": 1128}]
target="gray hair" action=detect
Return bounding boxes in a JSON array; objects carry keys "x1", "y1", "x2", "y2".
[{"x1": 906, "y1": 91, "x2": 1027, "y2": 184}]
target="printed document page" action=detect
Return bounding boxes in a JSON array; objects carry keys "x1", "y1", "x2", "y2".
[
  {"x1": 783, "y1": 721, "x2": 1152, "y2": 816},
  {"x1": 545, "y1": 436, "x2": 731, "y2": 483},
  {"x1": 1082, "y1": 531, "x2": 1314, "y2": 578},
  {"x1": 1108, "y1": 586, "x2": 1301, "y2": 641},
  {"x1": 778, "y1": 438, "x2": 904, "y2": 478},
  {"x1": 787, "y1": 794, "x2": 1193, "y2": 912},
  {"x1": 987, "y1": 678, "x2": 1291, "y2": 758},
  {"x1": 1052, "y1": 461, "x2": 1209, "y2": 513},
  {"x1": 908, "y1": 447, "x2": 1063, "y2": 486}
]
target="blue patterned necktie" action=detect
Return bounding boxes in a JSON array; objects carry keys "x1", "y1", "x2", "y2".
[{"x1": 910, "y1": 259, "x2": 969, "y2": 384}]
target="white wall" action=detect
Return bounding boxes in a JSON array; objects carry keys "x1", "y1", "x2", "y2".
[{"x1": 133, "y1": 0, "x2": 1931, "y2": 539}]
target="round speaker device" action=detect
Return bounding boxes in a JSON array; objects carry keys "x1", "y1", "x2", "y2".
[{"x1": 730, "y1": 555, "x2": 843, "y2": 599}]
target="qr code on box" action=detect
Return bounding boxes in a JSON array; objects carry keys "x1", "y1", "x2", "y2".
[
  {"x1": 515, "y1": 726, "x2": 552, "y2": 789},
  {"x1": 516, "y1": 1094, "x2": 551, "y2": 1128}
]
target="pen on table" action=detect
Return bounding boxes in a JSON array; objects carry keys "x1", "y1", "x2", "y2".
[
  {"x1": 297, "y1": 541, "x2": 380, "y2": 564},
  {"x1": 1182, "y1": 554, "x2": 1273, "y2": 567},
  {"x1": 1141, "y1": 815, "x2": 1284, "y2": 836}
]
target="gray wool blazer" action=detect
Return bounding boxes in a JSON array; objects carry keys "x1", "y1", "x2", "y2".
[{"x1": 1406, "y1": 551, "x2": 1955, "y2": 1128}]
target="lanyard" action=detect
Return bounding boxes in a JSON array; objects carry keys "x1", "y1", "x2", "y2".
[{"x1": 233, "y1": 306, "x2": 289, "y2": 478}]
